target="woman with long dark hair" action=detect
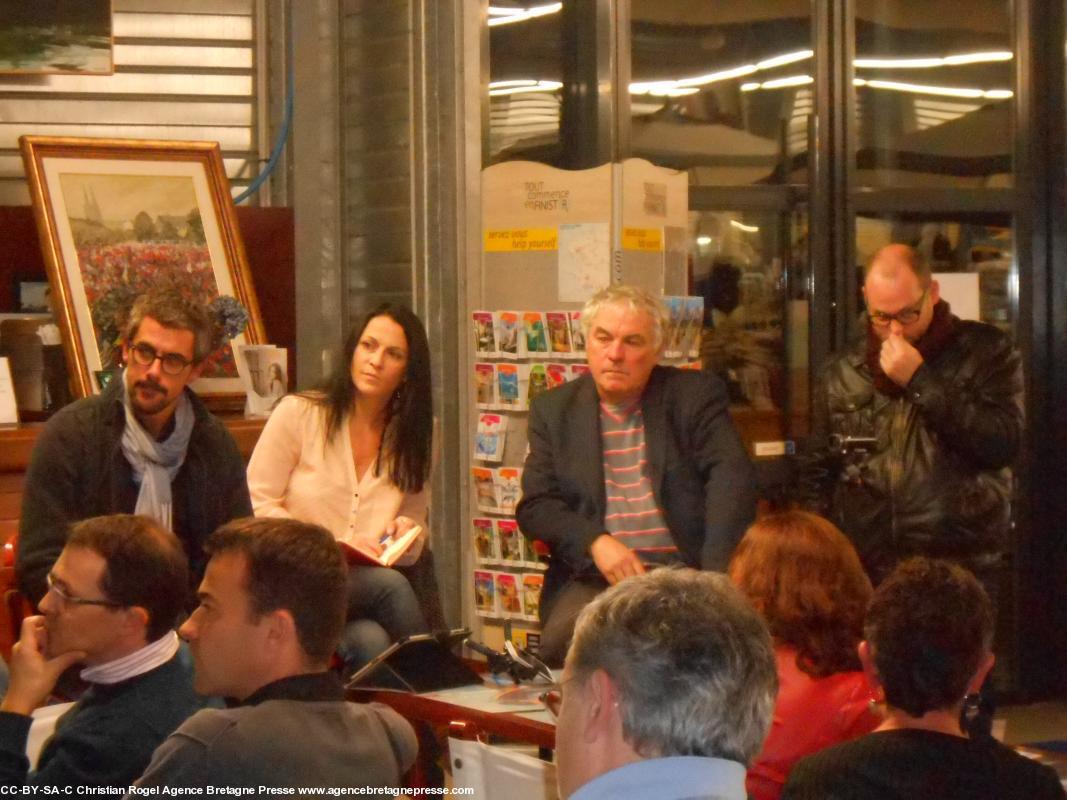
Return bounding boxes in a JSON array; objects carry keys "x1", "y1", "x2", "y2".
[
  {"x1": 729, "y1": 510, "x2": 879, "y2": 800},
  {"x1": 247, "y1": 303, "x2": 434, "y2": 669}
]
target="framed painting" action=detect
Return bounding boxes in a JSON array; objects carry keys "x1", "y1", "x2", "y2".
[
  {"x1": 0, "y1": 0, "x2": 114, "y2": 75},
  {"x1": 19, "y1": 136, "x2": 266, "y2": 402}
]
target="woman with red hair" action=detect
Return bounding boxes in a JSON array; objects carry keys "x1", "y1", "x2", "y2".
[{"x1": 729, "y1": 510, "x2": 879, "y2": 800}]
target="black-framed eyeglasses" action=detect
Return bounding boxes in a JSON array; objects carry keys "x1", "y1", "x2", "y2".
[
  {"x1": 129, "y1": 342, "x2": 194, "y2": 375},
  {"x1": 867, "y1": 289, "x2": 928, "y2": 328},
  {"x1": 46, "y1": 573, "x2": 123, "y2": 609}
]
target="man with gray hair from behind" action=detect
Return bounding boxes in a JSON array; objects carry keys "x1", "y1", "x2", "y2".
[{"x1": 547, "y1": 567, "x2": 777, "y2": 800}]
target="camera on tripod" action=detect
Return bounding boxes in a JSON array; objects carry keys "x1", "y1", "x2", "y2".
[
  {"x1": 829, "y1": 433, "x2": 878, "y2": 455},
  {"x1": 828, "y1": 434, "x2": 878, "y2": 485}
]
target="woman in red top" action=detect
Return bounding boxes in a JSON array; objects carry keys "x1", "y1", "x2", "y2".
[{"x1": 729, "y1": 511, "x2": 879, "y2": 800}]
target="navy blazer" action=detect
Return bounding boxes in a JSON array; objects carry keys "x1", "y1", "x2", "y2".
[{"x1": 517, "y1": 366, "x2": 757, "y2": 616}]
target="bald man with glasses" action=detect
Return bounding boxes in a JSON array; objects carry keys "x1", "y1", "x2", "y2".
[
  {"x1": 18, "y1": 288, "x2": 252, "y2": 604},
  {"x1": 812, "y1": 243, "x2": 1023, "y2": 596}
]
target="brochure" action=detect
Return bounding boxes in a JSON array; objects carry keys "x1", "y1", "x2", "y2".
[
  {"x1": 340, "y1": 525, "x2": 423, "y2": 568},
  {"x1": 473, "y1": 517, "x2": 498, "y2": 562},
  {"x1": 496, "y1": 311, "x2": 522, "y2": 359},
  {"x1": 474, "y1": 413, "x2": 506, "y2": 462},
  {"x1": 472, "y1": 310, "x2": 497, "y2": 357}
]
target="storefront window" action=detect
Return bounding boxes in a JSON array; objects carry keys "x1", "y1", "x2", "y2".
[
  {"x1": 628, "y1": 3, "x2": 813, "y2": 186},
  {"x1": 692, "y1": 209, "x2": 811, "y2": 440},
  {"x1": 853, "y1": 1, "x2": 1014, "y2": 187},
  {"x1": 487, "y1": 2, "x2": 565, "y2": 164}
]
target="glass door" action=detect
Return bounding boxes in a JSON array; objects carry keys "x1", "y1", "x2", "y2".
[
  {"x1": 627, "y1": 2, "x2": 816, "y2": 448},
  {"x1": 477, "y1": 0, "x2": 1058, "y2": 693}
]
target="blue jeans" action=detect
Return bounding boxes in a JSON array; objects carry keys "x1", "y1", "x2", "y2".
[{"x1": 339, "y1": 564, "x2": 428, "y2": 674}]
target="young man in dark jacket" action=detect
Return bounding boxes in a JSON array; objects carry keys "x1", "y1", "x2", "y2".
[{"x1": 18, "y1": 288, "x2": 252, "y2": 603}]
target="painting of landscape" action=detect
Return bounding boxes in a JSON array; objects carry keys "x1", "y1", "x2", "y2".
[
  {"x1": 57, "y1": 172, "x2": 237, "y2": 380},
  {"x1": 0, "y1": 0, "x2": 112, "y2": 74}
]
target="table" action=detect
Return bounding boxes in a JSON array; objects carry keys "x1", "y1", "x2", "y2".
[
  {"x1": 350, "y1": 681, "x2": 555, "y2": 748},
  {"x1": 348, "y1": 680, "x2": 556, "y2": 787}
]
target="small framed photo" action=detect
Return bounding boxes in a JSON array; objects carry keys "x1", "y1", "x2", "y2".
[
  {"x1": 235, "y1": 345, "x2": 287, "y2": 416},
  {"x1": 18, "y1": 281, "x2": 51, "y2": 313}
]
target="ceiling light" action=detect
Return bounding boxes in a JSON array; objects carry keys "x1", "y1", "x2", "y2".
[
  {"x1": 675, "y1": 64, "x2": 758, "y2": 88},
  {"x1": 855, "y1": 77, "x2": 1013, "y2": 100},
  {"x1": 756, "y1": 50, "x2": 814, "y2": 70},
  {"x1": 740, "y1": 75, "x2": 813, "y2": 92},
  {"x1": 488, "y1": 3, "x2": 562, "y2": 26},
  {"x1": 854, "y1": 51, "x2": 1012, "y2": 69},
  {"x1": 489, "y1": 80, "x2": 563, "y2": 96},
  {"x1": 760, "y1": 74, "x2": 814, "y2": 89}
]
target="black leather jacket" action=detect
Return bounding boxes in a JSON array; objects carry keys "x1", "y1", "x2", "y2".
[{"x1": 818, "y1": 320, "x2": 1023, "y2": 580}]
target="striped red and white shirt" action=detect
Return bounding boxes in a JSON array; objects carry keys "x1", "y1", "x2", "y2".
[{"x1": 600, "y1": 401, "x2": 678, "y2": 565}]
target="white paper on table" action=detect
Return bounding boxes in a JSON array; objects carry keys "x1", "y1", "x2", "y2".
[
  {"x1": 420, "y1": 680, "x2": 556, "y2": 719},
  {"x1": 0, "y1": 358, "x2": 18, "y2": 424}
]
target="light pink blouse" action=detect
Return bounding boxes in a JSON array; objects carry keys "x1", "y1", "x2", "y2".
[{"x1": 247, "y1": 395, "x2": 428, "y2": 549}]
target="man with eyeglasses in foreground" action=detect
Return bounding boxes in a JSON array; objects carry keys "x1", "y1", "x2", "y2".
[
  {"x1": 0, "y1": 515, "x2": 200, "y2": 788},
  {"x1": 18, "y1": 288, "x2": 252, "y2": 603},
  {"x1": 813, "y1": 243, "x2": 1023, "y2": 594},
  {"x1": 548, "y1": 568, "x2": 776, "y2": 800}
]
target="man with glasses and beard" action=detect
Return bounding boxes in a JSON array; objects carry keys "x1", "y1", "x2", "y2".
[
  {"x1": 813, "y1": 244, "x2": 1023, "y2": 594},
  {"x1": 18, "y1": 288, "x2": 252, "y2": 603}
]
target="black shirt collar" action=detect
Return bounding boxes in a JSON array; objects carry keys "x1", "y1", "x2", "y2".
[{"x1": 238, "y1": 671, "x2": 344, "y2": 707}]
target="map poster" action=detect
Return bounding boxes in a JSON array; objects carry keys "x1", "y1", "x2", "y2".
[{"x1": 557, "y1": 222, "x2": 609, "y2": 303}]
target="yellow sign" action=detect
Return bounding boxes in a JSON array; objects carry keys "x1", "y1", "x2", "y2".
[
  {"x1": 484, "y1": 228, "x2": 558, "y2": 252},
  {"x1": 621, "y1": 227, "x2": 663, "y2": 252}
]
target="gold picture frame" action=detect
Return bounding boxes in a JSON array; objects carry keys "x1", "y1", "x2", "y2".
[{"x1": 19, "y1": 135, "x2": 265, "y2": 403}]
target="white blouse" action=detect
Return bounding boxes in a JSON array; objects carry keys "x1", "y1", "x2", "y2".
[{"x1": 247, "y1": 395, "x2": 428, "y2": 549}]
